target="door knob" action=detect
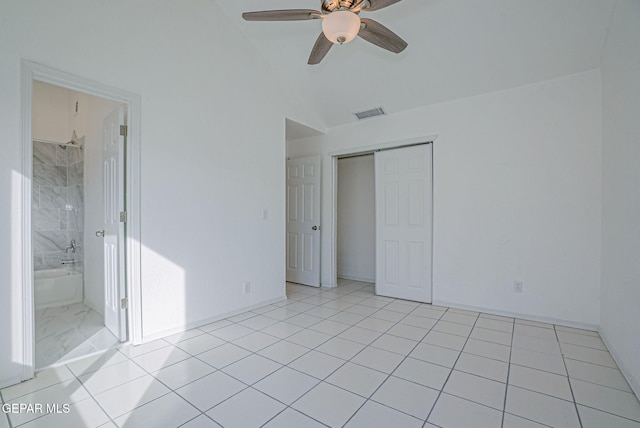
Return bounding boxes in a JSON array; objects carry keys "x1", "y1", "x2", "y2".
[
  {"x1": 312, "y1": 226, "x2": 319, "y2": 231},
  {"x1": 96, "y1": 230, "x2": 105, "y2": 237}
]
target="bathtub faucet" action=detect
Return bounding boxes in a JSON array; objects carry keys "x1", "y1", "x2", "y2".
[{"x1": 65, "y1": 239, "x2": 77, "y2": 254}]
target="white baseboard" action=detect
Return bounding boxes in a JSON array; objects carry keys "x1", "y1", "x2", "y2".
[
  {"x1": 599, "y1": 333, "x2": 640, "y2": 400},
  {"x1": 83, "y1": 299, "x2": 104, "y2": 316},
  {"x1": 431, "y1": 299, "x2": 599, "y2": 332},
  {"x1": 338, "y1": 275, "x2": 375, "y2": 283},
  {"x1": 140, "y1": 295, "x2": 287, "y2": 344}
]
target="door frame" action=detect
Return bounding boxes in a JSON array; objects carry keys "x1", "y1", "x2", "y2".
[
  {"x1": 328, "y1": 136, "x2": 437, "y2": 288},
  {"x1": 20, "y1": 60, "x2": 143, "y2": 380}
]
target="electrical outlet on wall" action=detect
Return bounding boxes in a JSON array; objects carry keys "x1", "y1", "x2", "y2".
[
  {"x1": 243, "y1": 282, "x2": 251, "y2": 294},
  {"x1": 513, "y1": 280, "x2": 523, "y2": 293}
]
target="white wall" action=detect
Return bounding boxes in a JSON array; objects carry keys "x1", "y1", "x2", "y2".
[
  {"x1": 600, "y1": 0, "x2": 640, "y2": 397},
  {"x1": 288, "y1": 70, "x2": 603, "y2": 327},
  {"x1": 0, "y1": 0, "x2": 319, "y2": 386},
  {"x1": 32, "y1": 82, "x2": 70, "y2": 143},
  {"x1": 337, "y1": 155, "x2": 375, "y2": 282}
]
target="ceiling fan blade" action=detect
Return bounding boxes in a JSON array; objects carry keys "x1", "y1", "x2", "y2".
[
  {"x1": 242, "y1": 9, "x2": 321, "y2": 21},
  {"x1": 358, "y1": 18, "x2": 408, "y2": 53},
  {"x1": 366, "y1": 0, "x2": 402, "y2": 12},
  {"x1": 308, "y1": 32, "x2": 333, "y2": 65}
]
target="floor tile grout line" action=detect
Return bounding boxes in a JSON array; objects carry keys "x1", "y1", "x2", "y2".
[
  {"x1": 435, "y1": 328, "x2": 512, "y2": 345},
  {"x1": 503, "y1": 411, "x2": 555, "y2": 427},
  {"x1": 508, "y1": 360, "x2": 573, "y2": 379},
  {"x1": 577, "y1": 404, "x2": 640, "y2": 424},
  {"x1": 124, "y1": 337, "x2": 294, "y2": 424},
  {"x1": 561, "y1": 371, "x2": 637, "y2": 394},
  {"x1": 77, "y1": 343, "x2": 216, "y2": 416},
  {"x1": 506, "y1": 383, "x2": 593, "y2": 405},
  {"x1": 329, "y1": 321, "x2": 434, "y2": 426},
  {"x1": 0, "y1": 390, "x2": 15, "y2": 428},
  {"x1": 435, "y1": 390, "x2": 506, "y2": 414},
  {"x1": 9, "y1": 411, "x2": 47, "y2": 428},
  {"x1": 558, "y1": 341, "x2": 610, "y2": 352},
  {"x1": 555, "y1": 325, "x2": 605, "y2": 337},
  {"x1": 424, "y1": 309, "x2": 480, "y2": 425},
  {"x1": 64, "y1": 365, "x2": 119, "y2": 427},
  {"x1": 258, "y1": 406, "x2": 331, "y2": 428},
  {"x1": 4, "y1": 375, "x2": 108, "y2": 427},
  {"x1": 500, "y1": 316, "x2": 516, "y2": 428},
  {"x1": 556, "y1": 324, "x2": 584, "y2": 428},
  {"x1": 366, "y1": 397, "x2": 434, "y2": 424},
  {"x1": 69, "y1": 353, "x2": 172, "y2": 424},
  {"x1": 175, "y1": 412, "x2": 212, "y2": 428},
  {"x1": 469, "y1": 324, "x2": 515, "y2": 336},
  {"x1": 448, "y1": 364, "x2": 504, "y2": 384}
]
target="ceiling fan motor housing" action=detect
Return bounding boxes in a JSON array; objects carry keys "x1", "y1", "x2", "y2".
[{"x1": 322, "y1": 0, "x2": 365, "y2": 13}]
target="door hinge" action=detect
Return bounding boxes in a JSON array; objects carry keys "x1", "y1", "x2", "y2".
[
  {"x1": 120, "y1": 125, "x2": 128, "y2": 137},
  {"x1": 121, "y1": 298, "x2": 128, "y2": 309},
  {"x1": 120, "y1": 211, "x2": 127, "y2": 223}
]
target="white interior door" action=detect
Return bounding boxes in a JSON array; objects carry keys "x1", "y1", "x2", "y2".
[
  {"x1": 102, "y1": 107, "x2": 127, "y2": 340},
  {"x1": 286, "y1": 156, "x2": 321, "y2": 287},
  {"x1": 375, "y1": 144, "x2": 433, "y2": 302}
]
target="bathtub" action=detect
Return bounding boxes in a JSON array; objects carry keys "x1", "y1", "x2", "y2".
[{"x1": 34, "y1": 269, "x2": 83, "y2": 310}]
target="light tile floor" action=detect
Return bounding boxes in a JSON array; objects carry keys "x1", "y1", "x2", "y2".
[
  {"x1": 2, "y1": 280, "x2": 639, "y2": 427},
  {"x1": 35, "y1": 303, "x2": 123, "y2": 369}
]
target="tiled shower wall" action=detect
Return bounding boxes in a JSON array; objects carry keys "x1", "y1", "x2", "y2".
[{"x1": 33, "y1": 141, "x2": 84, "y2": 273}]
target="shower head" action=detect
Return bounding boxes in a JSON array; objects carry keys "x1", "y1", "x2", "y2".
[
  {"x1": 59, "y1": 130, "x2": 83, "y2": 149},
  {"x1": 68, "y1": 130, "x2": 79, "y2": 146}
]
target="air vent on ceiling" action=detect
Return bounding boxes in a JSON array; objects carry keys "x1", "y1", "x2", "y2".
[{"x1": 354, "y1": 107, "x2": 386, "y2": 121}]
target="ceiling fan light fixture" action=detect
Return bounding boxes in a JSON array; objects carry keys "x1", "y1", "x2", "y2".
[{"x1": 322, "y1": 10, "x2": 361, "y2": 44}]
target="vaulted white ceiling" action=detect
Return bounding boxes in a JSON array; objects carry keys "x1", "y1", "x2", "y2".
[{"x1": 215, "y1": 0, "x2": 616, "y2": 130}]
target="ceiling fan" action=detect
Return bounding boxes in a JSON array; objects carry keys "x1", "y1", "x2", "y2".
[{"x1": 242, "y1": 0, "x2": 407, "y2": 65}]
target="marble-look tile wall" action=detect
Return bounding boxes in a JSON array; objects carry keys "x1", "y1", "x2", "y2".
[{"x1": 33, "y1": 142, "x2": 84, "y2": 274}]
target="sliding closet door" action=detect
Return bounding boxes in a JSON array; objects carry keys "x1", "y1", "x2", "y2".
[{"x1": 375, "y1": 144, "x2": 433, "y2": 303}]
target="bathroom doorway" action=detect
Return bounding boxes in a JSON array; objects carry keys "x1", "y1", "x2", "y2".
[
  {"x1": 31, "y1": 82, "x2": 123, "y2": 368},
  {"x1": 21, "y1": 61, "x2": 143, "y2": 378}
]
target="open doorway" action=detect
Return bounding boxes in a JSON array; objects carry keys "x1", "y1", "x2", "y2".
[
  {"x1": 31, "y1": 82, "x2": 125, "y2": 369},
  {"x1": 336, "y1": 154, "x2": 375, "y2": 288},
  {"x1": 21, "y1": 61, "x2": 142, "y2": 379}
]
